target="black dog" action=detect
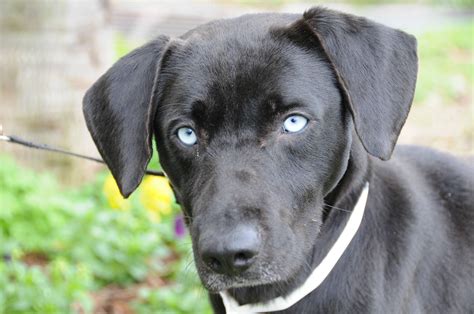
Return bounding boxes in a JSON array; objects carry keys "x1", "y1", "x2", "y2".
[{"x1": 83, "y1": 7, "x2": 474, "y2": 313}]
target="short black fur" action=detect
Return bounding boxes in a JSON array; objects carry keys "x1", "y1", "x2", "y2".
[{"x1": 83, "y1": 7, "x2": 474, "y2": 313}]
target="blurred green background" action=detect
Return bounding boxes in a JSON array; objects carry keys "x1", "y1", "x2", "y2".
[{"x1": 0, "y1": 0, "x2": 472, "y2": 313}]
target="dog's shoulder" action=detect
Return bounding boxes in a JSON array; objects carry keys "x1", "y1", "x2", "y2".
[
  {"x1": 367, "y1": 145, "x2": 474, "y2": 312},
  {"x1": 375, "y1": 144, "x2": 473, "y2": 238}
]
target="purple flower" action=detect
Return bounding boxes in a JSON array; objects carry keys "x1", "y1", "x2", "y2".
[{"x1": 174, "y1": 214, "x2": 186, "y2": 238}]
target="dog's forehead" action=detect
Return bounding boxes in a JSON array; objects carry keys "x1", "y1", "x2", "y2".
[
  {"x1": 170, "y1": 13, "x2": 301, "y2": 89},
  {"x1": 175, "y1": 15, "x2": 297, "y2": 80}
]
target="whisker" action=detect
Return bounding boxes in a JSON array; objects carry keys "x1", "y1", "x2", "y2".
[
  {"x1": 183, "y1": 256, "x2": 196, "y2": 274},
  {"x1": 174, "y1": 240, "x2": 193, "y2": 247}
]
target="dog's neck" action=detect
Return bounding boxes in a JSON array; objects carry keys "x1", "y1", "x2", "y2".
[{"x1": 214, "y1": 145, "x2": 371, "y2": 313}]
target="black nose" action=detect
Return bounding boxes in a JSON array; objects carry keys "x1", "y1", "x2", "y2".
[{"x1": 200, "y1": 225, "x2": 260, "y2": 275}]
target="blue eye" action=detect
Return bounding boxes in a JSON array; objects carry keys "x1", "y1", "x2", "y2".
[
  {"x1": 177, "y1": 127, "x2": 197, "y2": 146},
  {"x1": 283, "y1": 115, "x2": 308, "y2": 133}
]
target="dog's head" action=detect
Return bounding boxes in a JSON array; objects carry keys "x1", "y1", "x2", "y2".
[{"x1": 83, "y1": 8, "x2": 417, "y2": 294}]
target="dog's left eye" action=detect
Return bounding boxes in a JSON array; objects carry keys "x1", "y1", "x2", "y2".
[
  {"x1": 177, "y1": 127, "x2": 197, "y2": 146},
  {"x1": 283, "y1": 115, "x2": 308, "y2": 133}
]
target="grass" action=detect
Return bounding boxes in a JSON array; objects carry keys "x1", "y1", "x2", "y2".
[{"x1": 415, "y1": 21, "x2": 474, "y2": 106}]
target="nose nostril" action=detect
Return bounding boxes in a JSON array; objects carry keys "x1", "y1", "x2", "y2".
[
  {"x1": 207, "y1": 257, "x2": 222, "y2": 272},
  {"x1": 233, "y1": 251, "x2": 255, "y2": 268},
  {"x1": 235, "y1": 252, "x2": 247, "y2": 261}
]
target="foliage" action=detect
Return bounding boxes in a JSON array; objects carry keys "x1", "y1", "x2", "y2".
[
  {"x1": 133, "y1": 258, "x2": 213, "y2": 314},
  {"x1": 0, "y1": 156, "x2": 71, "y2": 255},
  {"x1": 0, "y1": 156, "x2": 169, "y2": 286},
  {"x1": 0, "y1": 155, "x2": 209, "y2": 313},
  {"x1": 0, "y1": 259, "x2": 94, "y2": 314}
]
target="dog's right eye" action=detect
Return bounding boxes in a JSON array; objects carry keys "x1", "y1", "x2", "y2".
[{"x1": 177, "y1": 127, "x2": 197, "y2": 146}]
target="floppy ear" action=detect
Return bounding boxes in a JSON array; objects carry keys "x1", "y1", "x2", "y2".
[
  {"x1": 287, "y1": 7, "x2": 418, "y2": 160},
  {"x1": 83, "y1": 36, "x2": 170, "y2": 197}
]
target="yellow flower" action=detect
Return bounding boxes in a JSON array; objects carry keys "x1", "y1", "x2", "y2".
[
  {"x1": 103, "y1": 174, "x2": 130, "y2": 210},
  {"x1": 140, "y1": 176, "x2": 175, "y2": 220}
]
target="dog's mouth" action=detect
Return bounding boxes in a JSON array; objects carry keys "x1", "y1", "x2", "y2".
[
  {"x1": 196, "y1": 253, "x2": 313, "y2": 298},
  {"x1": 198, "y1": 259, "x2": 314, "y2": 307},
  {"x1": 197, "y1": 261, "x2": 284, "y2": 293}
]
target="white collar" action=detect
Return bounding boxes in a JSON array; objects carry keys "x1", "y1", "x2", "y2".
[{"x1": 220, "y1": 183, "x2": 369, "y2": 313}]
